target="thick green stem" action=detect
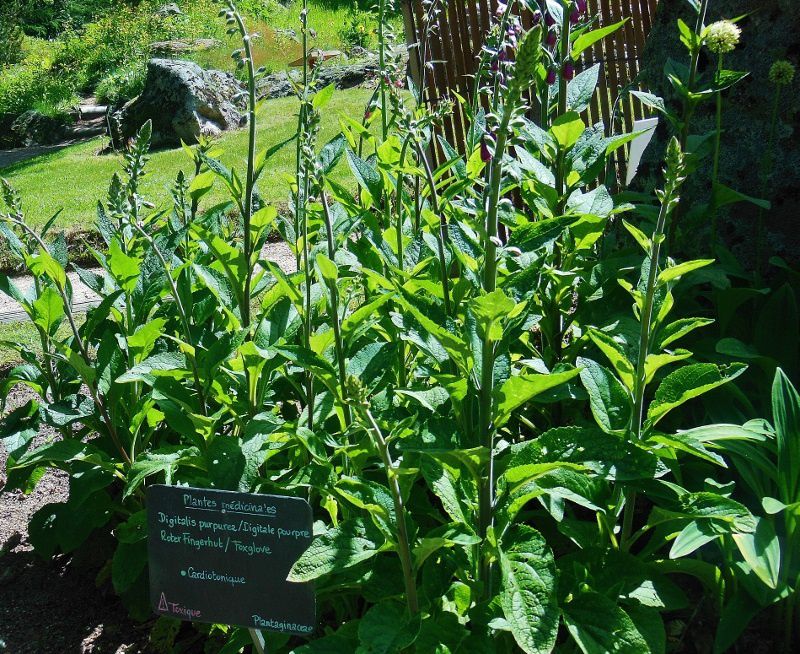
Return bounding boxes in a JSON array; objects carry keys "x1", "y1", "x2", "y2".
[
  {"x1": 232, "y1": 6, "x2": 257, "y2": 329},
  {"x1": 710, "y1": 54, "x2": 723, "y2": 249},
  {"x1": 363, "y1": 408, "x2": 419, "y2": 615},
  {"x1": 623, "y1": 145, "x2": 686, "y2": 550},
  {"x1": 320, "y1": 193, "x2": 352, "y2": 429}
]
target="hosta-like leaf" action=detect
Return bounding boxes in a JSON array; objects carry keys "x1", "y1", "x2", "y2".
[
  {"x1": 288, "y1": 518, "x2": 384, "y2": 582},
  {"x1": 494, "y1": 369, "x2": 581, "y2": 427},
  {"x1": 577, "y1": 357, "x2": 631, "y2": 433},
  {"x1": 356, "y1": 601, "x2": 421, "y2": 654},
  {"x1": 562, "y1": 591, "x2": 650, "y2": 654},
  {"x1": 499, "y1": 525, "x2": 559, "y2": 654},
  {"x1": 126, "y1": 446, "x2": 200, "y2": 499},
  {"x1": 588, "y1": 330, "x2": 636, "y2": 391},
  {"x1": 646, "y1": 363, "x2": 747, "y2": 426},
  {"x1": 732, "y1": 517, "x2": 781, "y2": 589}
]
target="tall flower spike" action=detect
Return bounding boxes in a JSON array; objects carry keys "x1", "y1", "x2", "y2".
[{"x1": 510, "y1": 25, "x2": 543, "y2": 95}]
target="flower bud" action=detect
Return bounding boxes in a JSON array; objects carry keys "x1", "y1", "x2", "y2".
[
  {"x1": 481, "y1": 140, "x2": 493, "y2": 162},
  {"x1": 532, "y1": 10, "x2": 542, "y2": 26},
  {"x1": 769, "y1": 60, "x2": 796, "y2": 86},
  {"x1": 577, "y1": 0, "x2": 588, "y2": 12},
  {"x1": 570, "y1": 9, "x2": 580, "y2": 25},
  {"x1": 545, "y1": 12, "x2": 556, "y2": 27},
  {"x1": 562, "y1": 61, "x2": 575, "y2": 80},
  {"x1": 546, "y1": 29, "x2": 557, "y2": 47},
  {"x1": 546, "y1": 68, "x2": 557, "y2": 85}
]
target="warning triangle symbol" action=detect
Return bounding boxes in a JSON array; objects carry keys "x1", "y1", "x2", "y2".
[{"x1": 158, "y1": 592, "x2": 169, "y2": 612}]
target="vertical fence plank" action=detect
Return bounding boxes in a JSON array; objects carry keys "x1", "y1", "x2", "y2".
[{"x1": 403, "y1": 0, "x2": 660, "y2": 169}]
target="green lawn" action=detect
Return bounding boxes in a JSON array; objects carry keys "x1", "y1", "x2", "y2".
[{"x1": 0, "y1": 88, "x2": 373, "y2": 230}]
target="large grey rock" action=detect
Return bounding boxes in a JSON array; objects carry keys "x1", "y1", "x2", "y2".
[
  {"x1": 256, "y1": 53, "x2": 404, "y2": 100},
  {"x1": 112, "y1": 59, "x2": 246, "y2": 148}
]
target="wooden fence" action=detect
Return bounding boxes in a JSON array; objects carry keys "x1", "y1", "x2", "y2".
[{"x1": 401, "y1": 0, "x2": 660, "y2": 165}]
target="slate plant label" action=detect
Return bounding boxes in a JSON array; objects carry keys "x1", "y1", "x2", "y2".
[{"x1": 147, "y1": 485, "x2": 315, "y2": 634}]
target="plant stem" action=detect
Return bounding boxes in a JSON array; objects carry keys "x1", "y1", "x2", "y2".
[
  {"x1": 320, "y1": 192, "x2": 352, "y2": 429},
  {"x1": 624, "y1": 143, "x2": 686, "y2": 549},
  {"x1": 231, "y1": 5, "x2": 257, "y2": 329},
  {"x1": 710, "y1": 53, "x2": 723, "y2": 249},
  {"x1": 415, "y1": 139, "x2": 451, "y2": 316},
  {"x1": 363, "y1": 407, "x2": 419, "y2": 615}
]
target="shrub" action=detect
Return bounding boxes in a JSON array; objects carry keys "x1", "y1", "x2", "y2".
[
  {"x1": 95, "y1": 61, "x2": 148, "y2": 106},
  {"x1": 0, "y1": 5, "x2": 25, "y2": 67},
  {"x1": 339, "y1": 8, "x2": 376, "y2": 53},
  {"x1": 0, "y1": 60, "x2": 77, "y2": 118}
]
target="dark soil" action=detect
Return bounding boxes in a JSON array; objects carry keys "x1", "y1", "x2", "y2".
[{"x1": 0, "y1": 387, "x2": 148, "y2": 654}]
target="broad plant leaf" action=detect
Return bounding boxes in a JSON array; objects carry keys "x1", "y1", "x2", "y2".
[{"x1": 499, "y1": 525, "x2": 559, "y2": 654}]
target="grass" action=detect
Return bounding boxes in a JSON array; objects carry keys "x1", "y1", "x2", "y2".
[{"x1": 0, "y1": 87, "x2": 374, "y2": 230}]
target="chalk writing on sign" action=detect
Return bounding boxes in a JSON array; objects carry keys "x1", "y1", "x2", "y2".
[{"x1": 147, "y1": 485, "x2": 315, "y2": 634}]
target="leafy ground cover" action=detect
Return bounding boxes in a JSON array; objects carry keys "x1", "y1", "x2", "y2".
[{"x1": 0, "y1": 1, "x2": 798, "y2": 654}]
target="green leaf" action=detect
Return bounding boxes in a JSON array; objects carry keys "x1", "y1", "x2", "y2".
[
  {"x1": 106, "y1": 240, "x2": 141, "y2": 293},
  {"x1": 562, "y1": 591, "x2": 650, "y2": 654},
  {"x1": 772, "y1": 369, "x2": 800, "y2": 502},
  {"x1": 670, "y1": 520, "x2": 721, "y2": 558},
  {"x1": 499, "y1": 525, "x2": 559, "y2": 654},
  {"x1": 550, "y1": 112, "x2": 586, "y2": 150},
  {"x1": 577, "y1": 357, "x2": 631, "y2": 433},
  {"x1": 657, "y1": 259, "x2": 714, "y2": 284},
  {"x1": 712, "y1": 183, "x2": 770, "y2": 211},
  {"x1": 588, "y1": 330, "x2": 636, "y2": 391},
  {"x1": 647, "y1": 363, "x2": 748, "y2": 426},
  {"x1": 567, "y1": 64, "x2": 600, "y2": 113},
  {"x1": 112, "y1": 540, "x2": 147, "y2": 594},
  {"x1": 188, "y1": 170, "x2": 215, "y2": 201},
  {"x1": 312, "y1": 83, "x2": 335, "y2": 110},
  {"x1": 124, "y1": 447, "x2": 199, "y2": 499},
  {"x1": 494, "y1": 369, "x2": 581, "y2": 427},
  {"x1": 288, "y1": 518, "x2": 384, "y2": 582},
  {"x1": 732, "y1": 517, "x2": 781, "y2": 589},
  {"x1": 347, "y1": 149, "x2": 383, "y2": 205},
  {"x1": 657, "y1": 317, "x2": 714, "y2": 349},
  {"x1": 315, "y1": 253, "x2": 338, "y2": 284},
  {"x1": 413, "y1": 523, "x2": 480, "y2": 568},
  {"x1": 622, "y1": 219, "x2": 651, "y2": 253},
  {"x1": 470, "y1": 290, "x2": 516, "y2": 341},
  {"x1": 357, "y1": 601, "x2": 420, "y2": 654},
  {"x1": 571, "y1": 20, "x2": 628, "y2": 58},
  {"x1": 31, "y1": 286, "x2": 64, "y2": 336},
  {"x1": 507, "y1": 216, "x2": 575, "y2": 253},
  {"x1": 127, "y1": 318, "x2": 166, "y2": 362}
]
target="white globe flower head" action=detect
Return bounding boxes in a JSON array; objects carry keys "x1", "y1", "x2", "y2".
[{"x1": 705, "y1": 20, "x2": 741, "y2": 54}]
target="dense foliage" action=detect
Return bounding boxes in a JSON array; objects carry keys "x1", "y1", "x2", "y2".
[{"x1": 1, "y1": 1, "x2": 798, "y2": 653}]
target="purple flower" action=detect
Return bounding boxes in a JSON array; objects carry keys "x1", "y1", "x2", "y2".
[
  {"x1": 532, "y1": 10, "x2": 542, "y2": 26},
  {"x1": 546, "y1": 29, "x2": 557, "y2": 47},
  {"x1": 481, "y1": 139, "x2": 493, "y2": 162},
  {"x1": 545, "y1": 12, "x2": 556, "y2": 27},
  {"x1": 577, "y1": 0, "x2": 588, "y2": 12},
  {"x1": 546, "y1": 68, "x2": 557, "y2": 85},
  {"x1": 570, "y1": 8, "x2": 580, "y2": 25},
  {"x1": 562, "y1": 61, "x2": 575, "y2": 80}
]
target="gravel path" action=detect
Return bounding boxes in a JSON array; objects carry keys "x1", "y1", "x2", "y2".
[{"x1": 0, "y1": 240, "x2": 296, "y2": 323}]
